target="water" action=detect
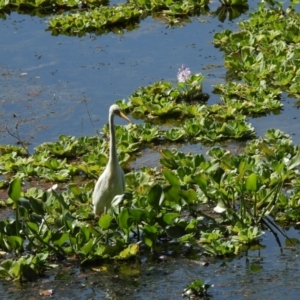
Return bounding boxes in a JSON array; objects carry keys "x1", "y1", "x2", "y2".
[{"x1": 0, "y1": 8, "x2": 234, "y2": 151}]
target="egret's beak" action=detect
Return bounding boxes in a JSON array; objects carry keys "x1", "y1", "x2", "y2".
[{"x1": 120, "y1": 112, "x2": 132, "y2": 123}]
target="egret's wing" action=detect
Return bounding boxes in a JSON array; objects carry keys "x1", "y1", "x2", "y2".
[
  {"x1": 92, "y1": 166, "x2": 125, "y2": 215},
  {"x1": 92, "y1": 169, "x2": 110, "y2": 210}
]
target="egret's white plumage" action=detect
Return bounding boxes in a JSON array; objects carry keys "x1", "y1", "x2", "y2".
[{"x1": 92, "y1": 104, "x2": 131, "y2": 216}]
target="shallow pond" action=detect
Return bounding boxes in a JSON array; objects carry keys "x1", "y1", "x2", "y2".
[{"x1": 1, "y1": 0, "x2": 300, "y2": 299}]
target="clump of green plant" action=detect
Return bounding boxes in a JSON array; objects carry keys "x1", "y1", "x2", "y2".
[
  {"x1": 0, "y1": 253, "x2": 52, "y2": 281},
  {"x1": 48, "y1": 4, "x2": 143, "y2": 36},
  {"x1": 182, "y1": 278, "x2": 213, "y2": 299},
  {"x1": 214, "y1": 82, "x2": 282, "y2": 116},
  {"x1": 119, "y1": 72, "x2": 207, "y2": 120},
  {"x1": 1, "y1": 129, "x2": 300, "y2": 282},
  {"x1": 213, "y1": 1, "x2": 300, "y2": 96}
]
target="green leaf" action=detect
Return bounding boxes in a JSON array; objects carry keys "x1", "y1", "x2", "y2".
[
  {"x1": 27, "y1": 222, "x2": 39, "y2": 234},
  {"x1": 99, "y1": 213, "x2": 112, "y2": 230},
  {"x1": 163, "y1": 185, "x2": 180, "y2": 203},
  {"x1": 163, "y1": 213, "x2": 179, "y2": 225},
  {"x1": 129, "y1": 208, "x2": 145, "y2": 223},
  {"x1": 246, "y1": 173, "x2": 258, "y2": 191},
  {"x1": 0, "y1": 259, "x2": 13, "y2": 271},
  {"x1": 18, "y1": 197, "x2": 31, "y2": 210},
  {"x1": 147, "y1": 184, "x2": 164, "y2": 209},
  {"x1": 163, "y1": 169, "x2": 180, "y2": 186},
  {"x1": 29, "y1": 197, "x2": 46, "y2": 215},
  {"x1": 0, "y1": 267, "x2": 11, "y2": 279},
  {"x1": 10, "y1": 261, "x2": 21, "y2": 279},
  {"x1": 115, "y1": 244, "x2": 139, "y2": 259},
  {"x1": 179, "y1": 189, "x2": 197, "y2": 203},
  {"x1": 192, "y1": 174, "x2": 207, "y2": 192},
  {"x1": 68, "y1": 184, "x2": 81, "y2": 196},
  {"x1": 118, "y1": 208, "x2": 130, "y2": 230},
  {"x1": 143, "y1": 225, "x2": 157, "y2": 248},
  {"x1": 52, "y1": 232, "x2": 69, "y2": 247},
  {"x1": 288, "y1": 152, "x2": 300, "y2": 170},
  {"x1": 80, "y1": 239, "x2": 93, "y2": 255},
  {"x1": 8, "y1": 178, "x2": 22, "y2": 202},
  {"x1": 6, "y1": 236, "x2": 23, "y2": 250}
]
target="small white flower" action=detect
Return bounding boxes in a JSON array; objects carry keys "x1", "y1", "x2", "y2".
[{"x1": 177, "y1": 64, "x2": 191, "y2": 82}]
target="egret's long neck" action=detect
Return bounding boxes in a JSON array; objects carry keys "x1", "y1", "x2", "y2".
[{"x1": 109, "y1": 113, "x2": 118, "y2": 167}]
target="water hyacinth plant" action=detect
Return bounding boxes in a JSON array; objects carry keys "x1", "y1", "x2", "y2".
[
  {"x1": 182, "y1": 278, "x2": 213, "y2": 298},
  {"x1": 1, "y1": 126, "x2": 299, "y2": 281}
]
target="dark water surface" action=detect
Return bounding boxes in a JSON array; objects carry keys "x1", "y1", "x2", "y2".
[
  {"x1": 0, "y1": 8, "x2": 229, "y2": 150},
  {"x1": 1, "y1": 1, "x2": 300, "y2": 299},
  {"x1": 1, "y1": 229, "x2": 300, "y2": 299}
]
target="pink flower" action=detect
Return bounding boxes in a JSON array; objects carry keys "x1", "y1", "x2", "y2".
[{"x1": 177, "y1": 65, "x2": 191, "y2": 82}]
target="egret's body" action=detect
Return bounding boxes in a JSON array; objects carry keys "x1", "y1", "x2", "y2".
[{"x1": 92, "y1": 104, "x2": 131, "y2": 216}]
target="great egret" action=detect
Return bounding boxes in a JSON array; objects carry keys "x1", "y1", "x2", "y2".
[{"x1": 92, "y1": 104, "x2": 131, "y2": 216}]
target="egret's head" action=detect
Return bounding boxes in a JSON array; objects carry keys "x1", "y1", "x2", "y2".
[{"x1": 109, "y1": 104, "x2": 131, "y2": 123}]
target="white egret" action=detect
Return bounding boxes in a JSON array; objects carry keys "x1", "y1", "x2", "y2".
[{"x1": 92, "y1": 104, "x2": 131, "y2": 216}]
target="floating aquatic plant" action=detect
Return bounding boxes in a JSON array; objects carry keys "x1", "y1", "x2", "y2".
[
  {"x1": 182, "y1": 278, "x2": 213, "y2": 298},
  {"x1": 214, "y1": 1, "x2": 300, "y2": 97},
  {"x1": 214, "y1": 82, "x2": 282, "y2": 116},
  {"x1": 48, "y1": 5, "x2": 143, "y2": 36},
  {"x1": 0, "y1": 253, "x2": 52, "y2": 282}
]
